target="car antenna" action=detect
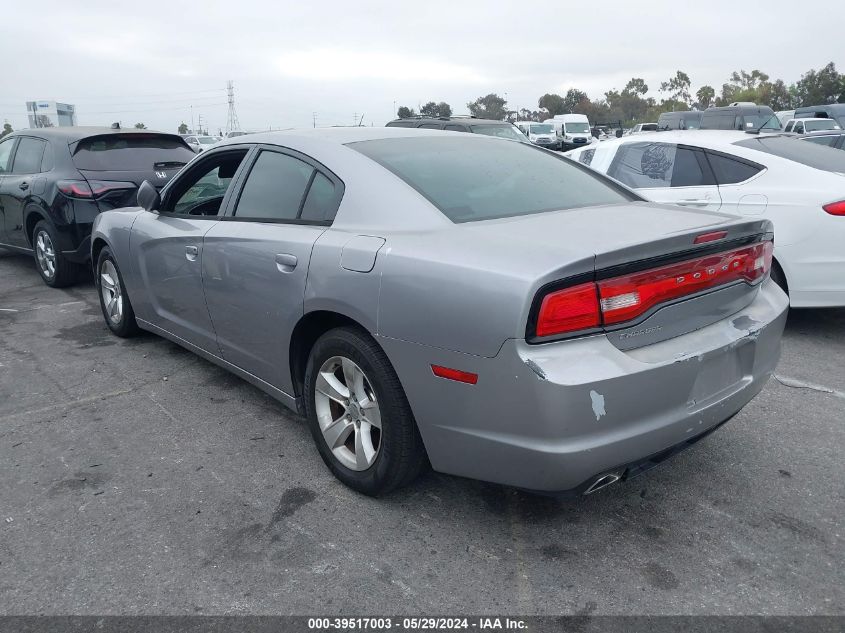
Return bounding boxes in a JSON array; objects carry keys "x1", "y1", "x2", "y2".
[{"x1": 747, "y1": 113, "x2": 776, "y2": 135}]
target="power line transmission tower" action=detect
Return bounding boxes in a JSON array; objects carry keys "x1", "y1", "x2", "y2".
[{"x1": 225, "y1": 80, "x2": 241, "y2": 134}]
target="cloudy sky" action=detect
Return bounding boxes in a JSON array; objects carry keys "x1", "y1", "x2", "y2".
[{"x1": 1, "y1": 0, "x2": 842, "y2": 133}]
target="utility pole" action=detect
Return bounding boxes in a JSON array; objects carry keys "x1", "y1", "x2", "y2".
[
  {"x1": 312, "y1": 112, "x2": 317, "y2": 128},
  {"x1": 190, "y1": 106, "x2": 194, "y2": 135},
  {"x1": 352, "y1": 112, "x2": 357, "y2": 127},
  {"x1": 225, "y1": 80, "x2": 241, "y2": 134}
]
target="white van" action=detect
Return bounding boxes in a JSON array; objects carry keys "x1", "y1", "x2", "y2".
[
  {"x1": 548, "y1": 114, "x2": 595, "y2": 150},
  {"x1": 514, "y1": 121, "x2": 561, "y2": 149}
]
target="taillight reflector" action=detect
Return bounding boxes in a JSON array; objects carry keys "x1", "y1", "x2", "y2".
[
  {"x1": 823, "y1": 200, "x2": 845, "y2": 216},
  {"x1": 431, "y1": 365, "x2": 478, "y2": 384},
  {"x1": 57, "y1": 180, "x2": 94, "y2": 198},
  {"x1": 532, "y1": 240, "x2": 773, "y2": 338},
  {"x1": 693, "y1": 230, "x2": 727, "y2": 244},
  {"x1": 535, "y1": 282, "x2": 601, "y2": 337}
]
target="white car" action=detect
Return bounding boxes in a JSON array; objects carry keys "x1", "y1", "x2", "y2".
[
  {"x1": 628, "y1": 123, "x2": 659, "y2": 135},
  {"x1": 783, "y1": 118, "x2": 842, "y2": 134},
  {"x1": 567, "y1": 130, "x2": 845, "y2": 307},
  {"x1": 184, "y1": 135, "x2": 220, "y2": 153}
]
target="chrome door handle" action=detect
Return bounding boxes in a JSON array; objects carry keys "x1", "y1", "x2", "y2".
[
  {"x1": 185, "y1": 245, "x2": 199, "y2": 261},
  {"x1": 275, "y1": 253, "x2": 298, "y2": 272},
  {"x1": 679, "y1": 199, "x2": 709, "y2": 206}
]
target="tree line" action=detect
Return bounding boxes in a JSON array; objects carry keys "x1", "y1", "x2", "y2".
[{"x1": 395, "y1": 62, "x2": 845, "y2": 126}]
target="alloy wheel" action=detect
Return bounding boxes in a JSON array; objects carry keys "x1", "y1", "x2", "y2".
[
  {"x1": 35, "y1": 231, "x2": 56, "y2": 279},
  {"x1": 314, "y1": 356, "x2": 382, "y2": 471},
  {"x1": 99, "y1": 260, "x2": 123, "y2": 324}
]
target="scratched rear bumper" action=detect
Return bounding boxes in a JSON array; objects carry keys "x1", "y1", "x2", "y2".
[{"x1": 380, "y1": 279, "x2": 788, "y2": 492}]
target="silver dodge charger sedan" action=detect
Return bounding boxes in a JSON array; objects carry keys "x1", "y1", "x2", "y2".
[{"x1": 91, "y1": 127, "x2": 788, "y2": 497}]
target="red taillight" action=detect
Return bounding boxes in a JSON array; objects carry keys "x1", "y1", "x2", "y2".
[
  {"x1": 535, "y1": 282, "x2": 601, "y2": 337},
  {"x1": 57, "y1": 180, "x2": 94, "y2": 198},
  {"x1": 58, "y1": 180, "x2": 135, "y2": 199},
  {"x1": 431, "y1": 365, "x2": 478, "y2": 384},
  {"x1": 823, "y1": 200, "x2": 845, "y2": 216},
  {"x1": 531, "y1": 240, "x2": 773, "y2": 338}
]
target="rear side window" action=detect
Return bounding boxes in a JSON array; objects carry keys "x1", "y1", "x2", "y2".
[
  {"x1": 349, "y1": 136, "x2": 636, "y2": 223},
  {"x1": 734, "y1": 135, "x2": 845, "y2": 173},
  {"x1": 444, "y1": 124, "x2": 466, "y2": 132},
  {"x1": 234, "y1": 151, "x2": 314, "y2": 221},
  {"x1": 72, "y1": 134, "x2": 195, "y2": 171},
  {"x1": 12, "y1": 137, "x2": 47, "y2": 174},
  {"x1": 418, "y1": 123, "x2": 442, "y2": 129},
  {"x1": 705, "y1": 152, "x2": 763, "y2": 184},
  {"x1": 299, "y1": 172, "x2": 338, "y2": 223}
]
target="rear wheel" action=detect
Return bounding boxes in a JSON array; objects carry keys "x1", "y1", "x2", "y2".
[
  {"x1": 304, "y1": 327, "x2": 426, "y2": 496},
  {"x1": 96, "y1": 246, "x2": 139, "y2": 337},
  {"x1": 32, "y1": 220, "x2": 82, "y2": 288}
]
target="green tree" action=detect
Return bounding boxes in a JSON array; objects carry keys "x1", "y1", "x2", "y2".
[
  {"x1": 695, "y1": 85, "x2": 715, "y2": 109},
  {"x1": 467, "y1": 93, "x2": 507, "y2": 120},
  {"x1": 795, "y1": 62, "x2": 844, "y2": 106},
  {"x1": 178, "y1": 122, "x2": 188, "y2": 134},
  {"x1": 622, "y1": 78, "x2": 649, "y2": 96},
  {"x1": 419, "y1": 101, "x2": 452, "y2": 118},
  {"x1": 538, "y1": 93, "x2": 566, "y2": 116},
  {"x1": 134, "y1": 122, "x2": 147, "y2": 129},
  {"x1": 0, "y1": 123, "x2": 12, "y2": 138},
  {"x1": 660, "y1": 71, "x2": 692, "y2": 107},
  {"x1": 397, "y1": 105, "x2": 416, "y2": 118}
]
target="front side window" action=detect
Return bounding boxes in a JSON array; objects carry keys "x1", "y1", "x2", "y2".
[
  {"x1": 348, "y1": 136, "x2": 636, "y2": 223},
  {"x1": 0, "y1": 138, "x2": 14, "y2": 174},
  {"x1": 608, "y1": 142, "x2": 676, "y2": 188},
  {"x1": 166, "y1": 151, "x2": 247, "y2": 216},
  {"x1": 784, "y1": 122, "x2": 794, "y2": 132},
  {"x1": 12, "y1": 137, "x2": 47, "y2": 174},
  {"x1": 234, "y1": 151, "x2": 314, "y2": 221},
  {"x1": 793, "y1": 123, "x2": 805, "y2": 134}
]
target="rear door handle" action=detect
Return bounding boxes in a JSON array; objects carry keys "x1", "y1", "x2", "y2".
[
  {"x1": 275, "y1": 253, "x2": 298, "y2": 272},
  {"x1": 679, "y1": 199, "x2": 709, "y2": 206},
  {"x1": 18, "y1": 182, "x2": 29, "y2": 191},
  {"x1": 185, "y1": 245, "x2": 199, "y2": 261}
]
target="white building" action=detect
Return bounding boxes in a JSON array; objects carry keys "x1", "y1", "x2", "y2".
[{"x1": 26, "y1": 101, "x2": 77, "y2": 128}]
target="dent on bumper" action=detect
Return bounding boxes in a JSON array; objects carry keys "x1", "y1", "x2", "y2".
[{"x1": 381, "y1": 280, "x2": 789, "y2": 492}]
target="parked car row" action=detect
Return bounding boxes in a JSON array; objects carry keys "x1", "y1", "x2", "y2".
[
  {"x1": 1, "y1": 125, "x2": 790, "y2": 498},
  {"x1": 567, "y1": 130, "x2": 845, "y2": 308}
]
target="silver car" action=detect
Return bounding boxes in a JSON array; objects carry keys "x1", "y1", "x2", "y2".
[{"x1": 91, "y1": 128, "x2": 788, "y2": 496}]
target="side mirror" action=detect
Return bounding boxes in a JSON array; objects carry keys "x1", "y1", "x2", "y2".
[
  {"x1": 615, "y1": 129, "x2": 623, "y2": 138},
  {"x1": 137, "y1": 180, "x2": 161, "y2": 212}
]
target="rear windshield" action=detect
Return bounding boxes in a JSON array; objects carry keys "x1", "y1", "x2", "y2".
[
  {"x1": 639, "y1": 124, "x2": 659, "y2": 132},
  {"x1": 734, "y1": 135, "x2": 845, "y2": 172},
  {"x1": 72, "y1": 135, "x2": 195, "y2": 171},
  {"x1": 348, "y1": 136, "x2": 636, "y2": 223},
  {"x1": 470, "y1": 124, "x2": 525, "y2": 142}
]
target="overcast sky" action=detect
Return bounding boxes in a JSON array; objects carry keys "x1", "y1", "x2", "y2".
[{"x1": 1, "y1": 0, "x2": 843, "y2": 133}]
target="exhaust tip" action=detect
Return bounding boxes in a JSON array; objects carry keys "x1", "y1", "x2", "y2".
[{"x1": 584, "y1": 473, "x2": 621, "y2": 495}]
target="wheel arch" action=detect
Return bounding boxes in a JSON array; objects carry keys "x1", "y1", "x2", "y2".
[
  {"x1": 289, "y1": 310, "x2": 375, "y2": 413},
  {"x1": 24, "y1": 206, "x2": 49, "y2": 247},
  {"x1": 771, "y1": 256, "x2": 789, "y2": 296},
  {"x1": 91, "y1": 236, "x2": 110, "y2": 272}
]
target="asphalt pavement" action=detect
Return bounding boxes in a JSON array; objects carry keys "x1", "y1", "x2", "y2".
[{"x1": 0, "y1": 249, "x2": 842, "y2": 615}]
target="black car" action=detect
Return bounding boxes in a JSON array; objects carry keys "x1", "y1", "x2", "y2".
[
  {"x1": 656, "y1": 110, "x2": 703, "y2": 130},
  {"x1": 798, "y1": 130, "x2": 845, "y2": 151},
  {"x1": 699, "y1": 104, "x2": 781, "y2": 132},
  {"x1": 385, "y1": 116, "x2": 527, "y2": 143},
  {"x1": 0, "y1": 127, "x2": 195, "y2": 287}
]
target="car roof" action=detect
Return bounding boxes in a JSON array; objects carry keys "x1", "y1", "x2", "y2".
[
  {"x1": 386, "y1": 117, "x2": 509, "y2": 126},
  {"x1": 588, "y1": 129, "x2": 784, "y2": 151},
  {"x1": 7, "y1": 126, "x2": 176, "y2": 143},
  {"x1": 795, "y1": 104, "x2": 845, "y2": 113},
  {"x1": 216, "y1": 126, "x2": 487, "y2": 149}
]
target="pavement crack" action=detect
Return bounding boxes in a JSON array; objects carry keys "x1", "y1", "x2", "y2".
[{"x1": 773, "y1": 374, "x2": 845, "y2": 400}]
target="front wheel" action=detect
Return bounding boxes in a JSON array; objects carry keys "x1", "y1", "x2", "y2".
[
  {"x1": 304, "y1": 327, "x2": 426, "y2": 496},
  {"x1": 96, "y1": 246, "x2": 139, "y2": 337}
]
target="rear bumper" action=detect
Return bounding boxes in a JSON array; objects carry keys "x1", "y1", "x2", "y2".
[
  {"x1": 61, "y1": 233, "x2": 91, "y2": 264},
  {"x1": 380, "y1": 279, "x2": 788, "y2": 493}
]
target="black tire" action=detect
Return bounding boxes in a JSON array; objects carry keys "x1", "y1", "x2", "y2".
[
  {"x1": 771, "y1": 260, "x2": 788, "y2": 296},
  {"x1": 304, "y1": 327, "x2": 426, "y2": 496},
  {"x1": 32, "y1": 220, "x2": 83, "y2": 288},
  {"x1": 95, "y1": 246, "x2": 139, "y2": 337}
]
